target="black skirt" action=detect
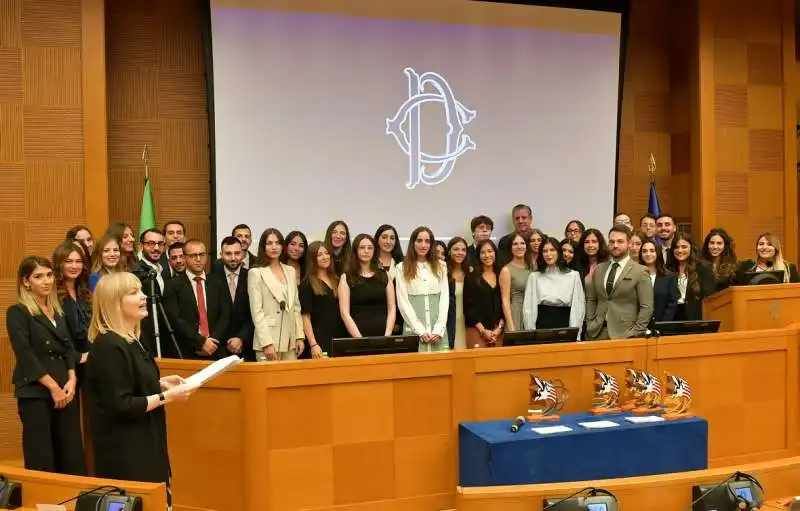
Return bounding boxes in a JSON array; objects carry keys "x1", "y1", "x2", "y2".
[{"x1": 536, "y1": 304, "x2": 571, "y2": 330}]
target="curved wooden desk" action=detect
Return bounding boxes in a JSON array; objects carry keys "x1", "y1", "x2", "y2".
[
  {"x1": 0, "y1": 465, "x2": 166, "y2": 510},
  {"x1": 457, "y1": 456, "x2": 800, "y2": 510},
  {"x1": 158, "y1": 326, "x2": 799, "y2": 511}
]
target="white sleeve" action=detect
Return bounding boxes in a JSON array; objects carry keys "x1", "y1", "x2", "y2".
[
  {"x1": 568, "y1": 271, "x2": 586, "y2": 335},
  {"x1": 432, "y1": 262, "x2": 449, "y2": 337}
]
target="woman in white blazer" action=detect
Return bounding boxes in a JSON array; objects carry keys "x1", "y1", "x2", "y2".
[{"x1": 248, "y1": 228, "x2": 305, "y2": 361}]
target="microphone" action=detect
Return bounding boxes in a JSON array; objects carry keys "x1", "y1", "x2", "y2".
[
  {"x1": 278, "y1": 300, "x2": 286, "y2": 355},
  {"x1": 279, "y1": 301, "x2": 286, "y2": 311},
  {"x1": 510, "y1": 415, "x2": 526, "y2": 433},
  {"x1": 765, "y1": 261, "x2": 774, "y2": 269}
]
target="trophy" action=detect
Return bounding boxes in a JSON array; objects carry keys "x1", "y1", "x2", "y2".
[
  {"x1": 662, "y1": 373, "x2": 693, "y2": 420},
  {"x1": 620, "y1": 368, "x2": 642, "y2": 411},
  {"x1": 590, "y1": 369, "x2": 622, "y2": 415},
  {"x1": 632, "y1": 370, "x2": 663, "y2": 414},
  {"x1": 527, "y1": 374, "x2": 569, "y2": 422}
]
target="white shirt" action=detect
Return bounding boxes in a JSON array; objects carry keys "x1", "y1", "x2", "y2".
[
  {"x1": 677, "y1": 273, "x2": 688, "y2": 304},
  {"x1": 139, "y1": 256, "x2": 164, "y2": 294},
  {"x1": 649, "y1": 273, "x2": 656, "y2": 286},
  {"x1": 522, "y1": 268, "x2": 585, "y2": 334},
  {"x1": 604, "y1": 255, "x2": 630, "y2": 289}
]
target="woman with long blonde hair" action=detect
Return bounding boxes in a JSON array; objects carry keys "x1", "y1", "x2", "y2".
[
  {"x1": 89, "y1": 234, "x2": 122, "y2": 291},
  {"x1": 736, "y1": 232, "x2": 800, "y2": 284},
  {"x1": 85, "y1": 272, "x2": 194, "y2": 503},
  {"x1": 6, "y1": 256, "x2": 85, "y2": 474},
  {"x1": 395, "y1": 227, "x2": 450, "y2": 352}
]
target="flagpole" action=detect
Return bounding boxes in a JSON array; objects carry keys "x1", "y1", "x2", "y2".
[
  {"x1": 648, "y1": 153, "x2": 656, "y2": 183},
  {"x1": 142, "y1": 144, "x2": 151, "y2": 179}
]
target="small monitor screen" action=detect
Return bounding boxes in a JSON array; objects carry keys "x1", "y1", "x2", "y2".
[
  {"x1": 107, "y1": 502, "x2": 125, "y2": 511},
  {"x1": 587, "y1": 504, "x2": 608, "y2": 511},
  {"x1": 734, "y1": 487, "x2": 753, "y2": 501}
]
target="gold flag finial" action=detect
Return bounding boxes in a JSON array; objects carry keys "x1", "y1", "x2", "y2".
[
  {"x1": 648, "y1": 153, "x2": 656, "y2": 182},
  {"x1": 141, "y1": 144, "x2": 151, "y2": 179}
]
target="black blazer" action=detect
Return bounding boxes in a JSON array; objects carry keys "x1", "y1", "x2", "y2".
[
  {"x1": 735, "y1": 259, "x2": 800, "y2": 284},
  {"x1": 680, "y1": 261, "x2": 716, "y2": 321},
  {"x1": 163, "y1": 273, "x2": 231, "y2": 360},
  {"x1": 463, "y1": 275, "x2": 503, "y2": 330},
  {"x1": 652, "y1": 274, "x2": 678, "y2": 323},
  {"x1": 6, "y1": 304, "x2": 76, "y2": 399},
  {"x1": 210, "y1": 266, "x2": 255, "y2": 361},
  {"x1": 86, "y1": 331, "x2": 169, "y2": 484}
]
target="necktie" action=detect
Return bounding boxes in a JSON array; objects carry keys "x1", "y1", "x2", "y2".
[
  {"x1": 194, "y1": 276, "x2": 209, "y2": 337},
  {"x1": 606, "y1": 262, "x2": 619, "y2": 296},
  {"x1": 227, "y1": 272, "x2": 237, "y2": 302}
]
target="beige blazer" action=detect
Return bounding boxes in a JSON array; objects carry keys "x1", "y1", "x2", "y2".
[
  {"x1": 248, "y1": 264, "x2": 304, "y2": 353},
  {"x1": 585, "y1": 260, "x2": 653, "y2": 340}
]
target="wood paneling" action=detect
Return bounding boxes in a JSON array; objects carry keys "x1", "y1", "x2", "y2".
[
  {"x1": 0, "y1": 0, "x2": 95, "y2": 462},
  {"x1": 106, "y1": 0, "x2": 211, "y2": 246}
]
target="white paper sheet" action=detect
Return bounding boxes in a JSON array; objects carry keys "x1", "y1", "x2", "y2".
[
  {"x1": 578, "y1": 420, "x2": 620, "y2": 429},
  {"x1": 531, "y1": 425, "x2": 573, "y2": 435},
  {"x1": 184, "y1": 355, "x2": 243, "y2": 387},
  {"x1": 624, "y1": 415, "x2": 666, "y2": 424}
]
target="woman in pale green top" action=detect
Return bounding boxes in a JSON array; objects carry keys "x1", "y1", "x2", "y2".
[
  {"x1": 395, "y1": 227, "x2": 450, "y2": 352},
  {"x1": 499, "y1": 233, "x2": 535, "y2": 331}
]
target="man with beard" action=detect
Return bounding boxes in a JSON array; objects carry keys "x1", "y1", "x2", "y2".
[
  {"x1": 211, "y1": 236, "x2": 255, "y2": 360},
  {"x1": 585, "y1": 224, "x2": 653, "y2": 340}
]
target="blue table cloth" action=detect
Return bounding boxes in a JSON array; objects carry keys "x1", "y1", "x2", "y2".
[{"x1": 459, "y1": 412, "x2": 707, "y2": 486}]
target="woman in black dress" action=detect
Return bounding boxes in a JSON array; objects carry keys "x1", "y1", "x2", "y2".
[
  {"x1": 463, "y1": 240, "x2": 505, "y2": 348},
  {"x1": 86, "y1": 272, "x2": 195, "y2": 499},
  {"x1": 338, "y1": 234, "x2": 396, "y2": 337},
  {"x1": 6, "y1": 256, "x2": 85, "y2": 475},
  {"x1": 300, "y1": 242, "x2": 346, "y2": 358}
]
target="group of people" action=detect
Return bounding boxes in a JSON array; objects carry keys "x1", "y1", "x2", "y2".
[{"x1": 5, "y1": 205, "x2": 799, "y2": 498}]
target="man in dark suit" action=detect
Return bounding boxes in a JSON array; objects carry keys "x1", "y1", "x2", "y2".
[
  {"x1": 211, "y1": 236, "x2": 255, "y2": 360},
  {"x1": 131, "y1": 228, "x2": 171, "y2": 357},
  {"x1": 212, "y1": 223, "x2": 257, "y2": 273},
  {"x1": 165, "y1": 242, "x2": 186, "y2": 279},
  {"x1": 585, "y1": 225, "x2": 654, "y2": 340},
  {"x1": 164, "y1": 239, "x2": 231, "y2": 360},
  {"x1": 158, "y1": 220, "x2": 186, "y2": 281}
]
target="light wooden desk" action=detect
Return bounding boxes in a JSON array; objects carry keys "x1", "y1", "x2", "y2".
[{"x1": 154, "y1": 325, "x2": 799, "y2": 511}]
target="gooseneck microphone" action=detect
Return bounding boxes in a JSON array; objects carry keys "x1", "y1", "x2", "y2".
[
  {"x1": 510, "y1": 416, "x2": 526, "y2": 433},
  {"x1": 278, "y1": 301, "x2": 286, "y2": 354}
]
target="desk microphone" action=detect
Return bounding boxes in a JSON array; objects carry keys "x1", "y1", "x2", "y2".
[{"x1": 510, "y1": 416, "x2": 526, "y2": 433}]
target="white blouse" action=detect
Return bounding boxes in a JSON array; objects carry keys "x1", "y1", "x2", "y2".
[
  {"x1": 394, "y1": 261, "x2": 449, "y2": 337},
  {"x1": 521, "y1": 267, "x2": 585, "y2": 333},
  {"x1": 677, "y1": 273, "x2": 687, "y2": 304}
]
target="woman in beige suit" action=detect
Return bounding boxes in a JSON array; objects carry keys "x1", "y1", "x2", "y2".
[{"x1": 248, "y1": 228, "x2": 305, "y2": 361}]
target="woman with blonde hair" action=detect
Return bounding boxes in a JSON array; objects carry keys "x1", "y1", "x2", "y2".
[
  {"x1": 89, "y1": 234, "x2": 121, "y2": 291},
  {"x1": 395, "y1": 227, "x2": 450, "y2": 352},
  {"x1": 736, "y1": 232, "x2": 800, "y2": 284},
  {"x1": 6, "y1": 256, "x2": 85, "y2": 474},
  {"x1": 85, "y1": 272, "x2": 194, "y2": 502}
]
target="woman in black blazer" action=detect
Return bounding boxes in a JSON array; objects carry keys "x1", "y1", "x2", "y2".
[
  {"x1": 53, "y1": 241, "x2": 92, "y2": 379},
  {"x1": 699, "y1": 228, "x2": 738, "y2": 292},
  {"x1": 86, "y1": 272, "x2": 195, "y2": 500},
  {"x1": 735, "y1": 232, "x2": 800, "y2": 284},
  {"x1": 463, "y1": 240, "x2": 504, "y2": 348},
  {"x1": 666, "y1": 233, "x2": 716, "y2": 321},
  {"x1": 639, "y1": 241, "x2": 678, "y2": 322},
  {"x1": 5, "y1": 256, "x2": 85, "y2": 475}
]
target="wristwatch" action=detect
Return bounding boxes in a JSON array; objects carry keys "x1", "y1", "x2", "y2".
[{"x1": 158, "y1": 392, "x2": 166, "y2": 405}]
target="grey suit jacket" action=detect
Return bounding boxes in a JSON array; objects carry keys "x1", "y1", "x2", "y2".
[{"x1": 585, "y1": 259, "x2": 654, "y2": 340}]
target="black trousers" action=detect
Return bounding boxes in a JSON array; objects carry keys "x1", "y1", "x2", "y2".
[{"x1": 17, "y1": 396, "x2": 86, "y2": 475}]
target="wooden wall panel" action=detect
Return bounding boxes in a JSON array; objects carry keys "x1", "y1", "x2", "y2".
[
  {"x1": 106, "y1": 0, "x2": 211, "y2": 247},
  {"x1": 0, "y1": 0, "x2": 87, "y2": 462}
]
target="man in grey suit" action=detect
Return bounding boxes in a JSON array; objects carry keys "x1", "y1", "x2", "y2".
[{"x1": 585, "y1": 225, "x2": 654, "y2": 340}]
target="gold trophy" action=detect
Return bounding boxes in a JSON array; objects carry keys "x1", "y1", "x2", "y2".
[
  {"x1": 662, "y1": 373, "x2": 694, "y2": 420},
  {"x1": 590, "y1": 369, "x2": 622, "y2": 415},
  {"x1": 621, "y1": 368, "x2": 642, "y2": 411},
  {"x1": 632, "y1": 370, "x2": 663, "y2": 414},
  {"x1": 527, "y1": 374, "x2": 569, "y2": 422}
]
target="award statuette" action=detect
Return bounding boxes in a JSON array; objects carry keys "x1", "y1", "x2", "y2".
[
  {"x1": 527, "y1": 374, "x2": 569, "y2": 422},
  {"x1": 662, "y1": 373, "x2": 693, "y2": 420},
  {"x1": 632, "y1": 370, "x2": 663, "y2": 414},
  {"x1": 621, "y1": 368, "x2": 642, "y2": 411},
  {"x1": 590, "y1": 369, "x2": 622, "y2": 415}
]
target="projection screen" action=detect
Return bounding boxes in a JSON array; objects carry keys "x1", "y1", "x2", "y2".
[{"x1": 210, "y1": 0, "x2": 623, "y2": 242}]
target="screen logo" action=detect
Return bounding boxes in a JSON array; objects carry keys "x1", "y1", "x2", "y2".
[{"x1": 385, "y1": 68, "x2": 476, "y2": 189}]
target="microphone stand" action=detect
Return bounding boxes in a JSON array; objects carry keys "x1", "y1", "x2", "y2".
[{"x1": 147, "y1": 269, "x2": 183, "y2": 359}]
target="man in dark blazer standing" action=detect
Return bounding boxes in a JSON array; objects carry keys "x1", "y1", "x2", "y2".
[
  {"x1": 164, "y1": 239, "x2": 231, "y2": 360},
  {"x1": 585, "y1": 225, "x2": 654, "y2": 340},
  {"x1": 211, "y1": 236, "x2": 255, "y2": 361}
]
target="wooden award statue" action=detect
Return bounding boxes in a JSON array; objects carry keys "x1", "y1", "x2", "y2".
[
  {"x1": 632, "y1": 370, "x2": 663, "y2": 414},
  {"x1": 590, "y1": 369, "x2": 622, "y2": 415},
  {"x1": 527, "y1": 374, "x2": 569, "y2": 422},
  {"x1": 662, "y1": 373, "x2": 693, "y2": 420},
  {"x1": 621, "y1": 368, "x2": 642, "y2": 411}
]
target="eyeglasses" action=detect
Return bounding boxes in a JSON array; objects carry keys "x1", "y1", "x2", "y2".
[
  {"x1": 185, "y1": 252, "x2": 207, "y2": 260},
  {"x1": 143, "y1": 241, "x2": 166, "y2": 248}
]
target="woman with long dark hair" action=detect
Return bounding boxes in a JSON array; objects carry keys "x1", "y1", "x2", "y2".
[
  {"x1": 281, "y1": 230, "x2": 308, "y2": 281},
  {"x1": 66, "y1": 225, "x2": 94, "y2": 256},
  {"x1": 299, "y1": 242, "x2": 345, "y2": 358},
  {"x1": 395, "y1": 227, "x2": 449, "y2": 352},
  {"x1": 666, "y1": 232, "x2": 715, "y2": 321},
  {"x1": 575, "y1": 228, "x2": 610, "y2": 285},
  {"x1": 639, "y1": 240, "x2": 677, "y2": 322},
  {"x1": 324, "y1": 220, "x2": 352, "y2": 276},
  {"x1": 374, "y1": 224, "x2": 403, "y2": 280},
  {"x1": 53, "y1": 241, "x2": 92, "y2": 375},
  {"x1": 499, "y1": 232, "x2": 534, "y2": 332},
  {"x1": 522, "y1": 237, "x2": 584, "y2": 332},
  {"x1": 700, "y1": 228, "x2": 738, "y2": 292},
  {"x1": 446, "y1": 236, "x2": 469, "y2": 350},
  {"x1": 463, "y1": 239, "x2": 504, "y2": 348}
]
